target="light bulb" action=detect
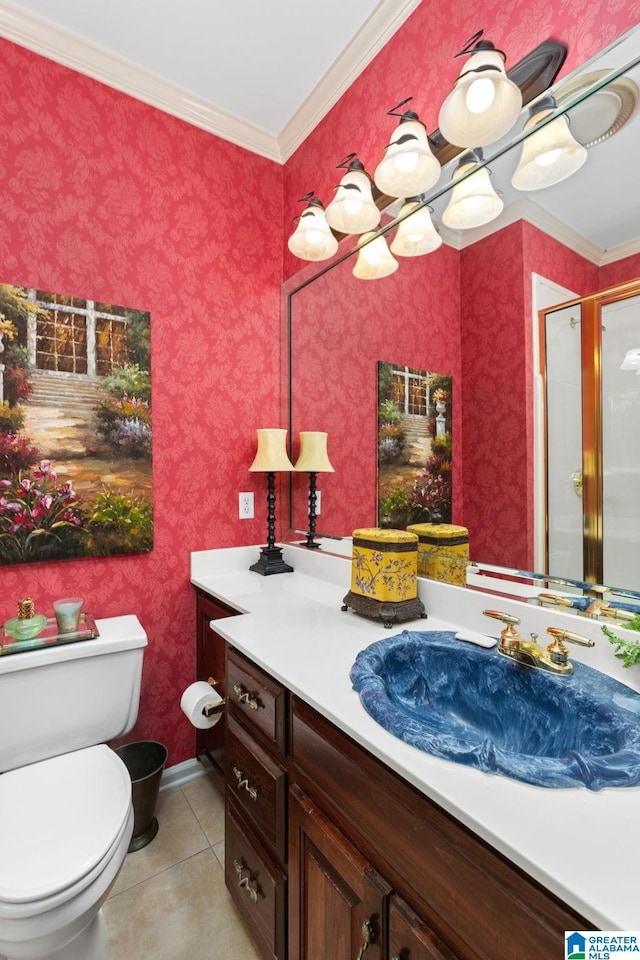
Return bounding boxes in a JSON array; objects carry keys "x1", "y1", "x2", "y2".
[
  {"x1": 535, "y1": 148, "x2": 562, "y2": 167},
  {"x1": 395, "y1": 151, "x2": 420, "y2": 173},
  {"x1": 465, "y1": 77, "x2": 496, "y2": 114},
  {"x1": 344, "y1": 198, "x2": 364, "y2": 215}
]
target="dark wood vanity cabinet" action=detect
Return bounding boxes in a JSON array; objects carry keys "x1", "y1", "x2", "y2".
[
  {"x1": 194, "y1": 588, "x2": 238, "y2": 788},
  {"x1": 224, "y1": 648, "x2": 289, "y2": 960},
  {"x1": 288, "y1": 783, "x2": 390, "y2": 960},
  {"x1": 222, "y1": 645, "x2": 594, "y2": 960},
  {"x1": 290, "y1": 696, "x2": 593, "y2": 960}
]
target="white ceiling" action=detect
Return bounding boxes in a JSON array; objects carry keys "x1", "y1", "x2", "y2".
[{"x1": 0, "y1": 0, "x2": 420, "y2": 161}]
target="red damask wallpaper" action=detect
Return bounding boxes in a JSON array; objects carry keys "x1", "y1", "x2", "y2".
[
  {"x1": 0, "y1": 38, "x2": 282, "y2": 766},
  {"x1": 1, "y1": 0, "x2": 638, "y2": 769}
]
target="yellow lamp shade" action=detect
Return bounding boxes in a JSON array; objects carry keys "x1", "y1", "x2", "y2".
[
  {"x1": 294, "y1": 432, "x2": 335, "y2": 472},
  {"x1": 249, "y1": 429, "x2": 294, "y2": 472}
]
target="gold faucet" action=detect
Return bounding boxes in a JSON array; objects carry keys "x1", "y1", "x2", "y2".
[
  {"x1": 537, "y1": 591, "x2": 637, "y2": 622},
  {"x1": 483, "y1": 610, "x2": 595, "y2": 676}
]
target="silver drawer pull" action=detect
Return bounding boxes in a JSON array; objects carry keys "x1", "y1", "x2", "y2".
[
  {"x1": 233, "y1": 765, "x2": 259, "y2": 801},
  {"x1": 233, "y1": 683, "x2": 260, "y2": 711},
  {"x1": 356, "y1": 919, "x2": 374, "y2": 960},
  {"x1": 233, "y1": 858, "x2": 259, "y2": 903}
]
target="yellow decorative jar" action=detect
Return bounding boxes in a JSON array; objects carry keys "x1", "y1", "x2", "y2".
[
  {"x1": 350, "y1": 528, "x2": 419, "y2": 602},
  {"x1": 407, "y1": 523, "x2": 470, "y2": 586}
]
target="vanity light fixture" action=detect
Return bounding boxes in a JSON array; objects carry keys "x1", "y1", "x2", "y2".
[
  {"x1": 352, "y1": 232, "x2": 399, "y2": 279},
  {"x1": 390, "y1": 199, "x2": 442, "y2": 257},
  {"x1": 287, "y1": 193, "x2": 339, "y2": 261},
  {"x1": 324, "y1": 154, "x2": 381, "y2": 235},
  {"x1": 294, "y1": 431, "x2": 335, "y2": 549},
  {"x1": 249, "y1": 428, "x2": 294, "y2": 576},
  {"x1": 441, "y1": 148, "x2": 504, "y2": 230},
  {"x1": 373, "y1": 99, "x2": 441, "y2": 199},
  {"x1": 438, "y1": 31, "x2": 523, "y2": 148},
  {"x1": 511, "y1": 96, "x2": 588, "y2": 191}
]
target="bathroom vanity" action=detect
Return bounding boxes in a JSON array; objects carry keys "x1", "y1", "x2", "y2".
[{"x1": 191, "y1": 547, "x2": 640, "y2": 960}]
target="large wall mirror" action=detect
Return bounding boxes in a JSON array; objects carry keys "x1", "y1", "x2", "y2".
[{"x1": 285, "y1": 25, "x2": 640, "y2": 603}]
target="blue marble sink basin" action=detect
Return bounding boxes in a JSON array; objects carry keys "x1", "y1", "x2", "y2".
[{"x1": 350, "y1": 630, "x2": 640, "y2": 790}]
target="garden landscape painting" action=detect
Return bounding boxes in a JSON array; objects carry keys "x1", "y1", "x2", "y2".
[
  {"x1": 377, "y1": 361, "x2": 452, "y2": 529},
  {"x1": 0, "y1": 283, "x2": 152, "y2": 565}
]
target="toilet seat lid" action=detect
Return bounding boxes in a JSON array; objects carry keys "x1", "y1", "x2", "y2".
[{"x1": 0, "y1": 745, "x2": 132, "y2": 904}]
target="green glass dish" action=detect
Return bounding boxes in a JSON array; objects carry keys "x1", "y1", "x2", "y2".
[{"x1": 3, "y1": 614, "x2": 48, "y2": 640}]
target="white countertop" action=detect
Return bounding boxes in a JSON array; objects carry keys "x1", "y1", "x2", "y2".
[{"x1": 192, "y1": 545, "x2": 640, "y2": 930}]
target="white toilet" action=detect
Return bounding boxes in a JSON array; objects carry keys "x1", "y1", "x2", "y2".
[{"x1": 0, "y1": 614, "x2": 147, "y2": 960}]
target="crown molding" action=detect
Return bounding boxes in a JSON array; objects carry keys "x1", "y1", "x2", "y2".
[
  {"x1": 441, "y1": 198, "x2": 618, "y2": 265},
  {"x1": 278, "y1": 0, "x2": 422, "y2": 162},
  {"x1": 0, "y1": 0, "x2": 420, "y2": 165},
  {"x1": 0, "y1": 0, "x2": 277, "y2": 161},
  {"x1": 598, "y1": 236, "x2": 640, "y2": 265}
]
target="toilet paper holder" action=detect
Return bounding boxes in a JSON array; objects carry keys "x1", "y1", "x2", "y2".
[{"x1": 203, "y1": 677, "x2": 227, "y2": 718}]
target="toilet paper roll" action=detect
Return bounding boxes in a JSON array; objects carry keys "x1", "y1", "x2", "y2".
[{"x1": 180, "y1": 681, "x2": 224, "y2": 730}]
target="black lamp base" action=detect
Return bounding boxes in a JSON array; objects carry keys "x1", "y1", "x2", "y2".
[{"x1": 250, "y1": 546, "x2": 294, "y2": 576}]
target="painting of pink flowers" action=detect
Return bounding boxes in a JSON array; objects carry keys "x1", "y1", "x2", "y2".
[{"x1": 0, "y1": 283, "x2": 152, "y2": 565}]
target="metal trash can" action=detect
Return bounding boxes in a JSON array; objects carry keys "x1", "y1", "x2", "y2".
[{"x1": 115, "y1": 740, "x2": 168, "y2": 852}]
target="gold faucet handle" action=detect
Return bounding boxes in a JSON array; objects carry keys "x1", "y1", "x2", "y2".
[
  {"x1": 483, "y1": 609, "x2": 520, "y2": 626},
  {"x1": 483, "y1": 609, "x2": 521, "y2": 642},
  {"x1": 598, "y1": 605, "x2": 636, "y2": 622},
  {"x1": 538, "y1": 593, "x2": 574, "y2": 607},
  {"x1": 546, "y1": 626, "x2": 595, "y2": 647}
]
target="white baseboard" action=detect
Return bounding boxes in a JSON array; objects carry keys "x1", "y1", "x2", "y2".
[{"x1": 160, "y1": 757, "x2": 208, "y2": 792}]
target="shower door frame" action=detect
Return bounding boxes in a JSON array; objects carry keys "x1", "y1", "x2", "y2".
[{"x1": 539, "y1": 276, "x2": 640, "y2": 586}]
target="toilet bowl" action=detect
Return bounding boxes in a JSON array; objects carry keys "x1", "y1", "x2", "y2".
[
  {"x1": 0, "y1": 746, "x2": 134, "y2": 960},
  {"x1": 0, "y1": 615, "x2": 148, "y2": 960}
]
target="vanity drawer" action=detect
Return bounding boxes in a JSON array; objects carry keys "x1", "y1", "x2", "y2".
[
  {"x1": 226, "y1": 714, "x2": 287, "y2": 861},
  {"x1": 226, "y1": 798, "x2": 287, "y2": 960},
  {"x1": 227, "y1": 647, "x2": 287, "y2": 752}
]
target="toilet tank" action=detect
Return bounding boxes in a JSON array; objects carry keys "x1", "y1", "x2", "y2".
[{"x1": 0, "y1": 614, "x2": 147, "y2": 772}]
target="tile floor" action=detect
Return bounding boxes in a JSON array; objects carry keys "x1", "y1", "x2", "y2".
[{"x1": 103, "y1": 775, "x2": 262, "y2": 960}]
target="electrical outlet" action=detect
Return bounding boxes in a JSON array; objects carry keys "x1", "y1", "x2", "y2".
[
  {"x1": 239, "y1": 492, "x2": 254, "y2": 519},
  {"x1": 315, "y1": 490, "x2": 321, "y2": 515}
]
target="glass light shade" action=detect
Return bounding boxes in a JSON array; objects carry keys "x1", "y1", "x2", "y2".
[
  {"x1": 288, "y1": 205, "x2": 338, "y2": 261},
  {"x1": 442, "y1": 159, "x2": 503, "y2": 230},
  {"x1": 621, "y1": 347, "x2": 640, "y2": 371},
  {"x1": 374, "y1": 119, "x2": 441, "y2": 198},
  {"x1": 438, "y1": 49, "x2": 522, "y2": 148},
  {"x1": 390, "y1": 201, "x2": 442, "y2": 257},
  {"x1": 249, "y1": 428, "x2": 294, "y2": 472},
  {"x1": 324, "y1": 169, "x2": 380, "y2": 234},
  {"x1": 294, "y1": 432, "x2": 335, "y2": 472},
  {"x1": 352, "y1": 232, "x2": 399, "y2": 280},
  {"x1": 511, "y1": 111, "x2": 588, "y2": 191}
]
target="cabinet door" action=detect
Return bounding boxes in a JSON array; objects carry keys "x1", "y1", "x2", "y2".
[
  {"x1": 389, "y1": 895, "x2": 457, "y2": 960},
  {"x1": 195, "y1": 590, "x2": 236, "y2": 785},
  {"x1": 289, "y1": 784, "x2": 390, "y2": 960}
]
